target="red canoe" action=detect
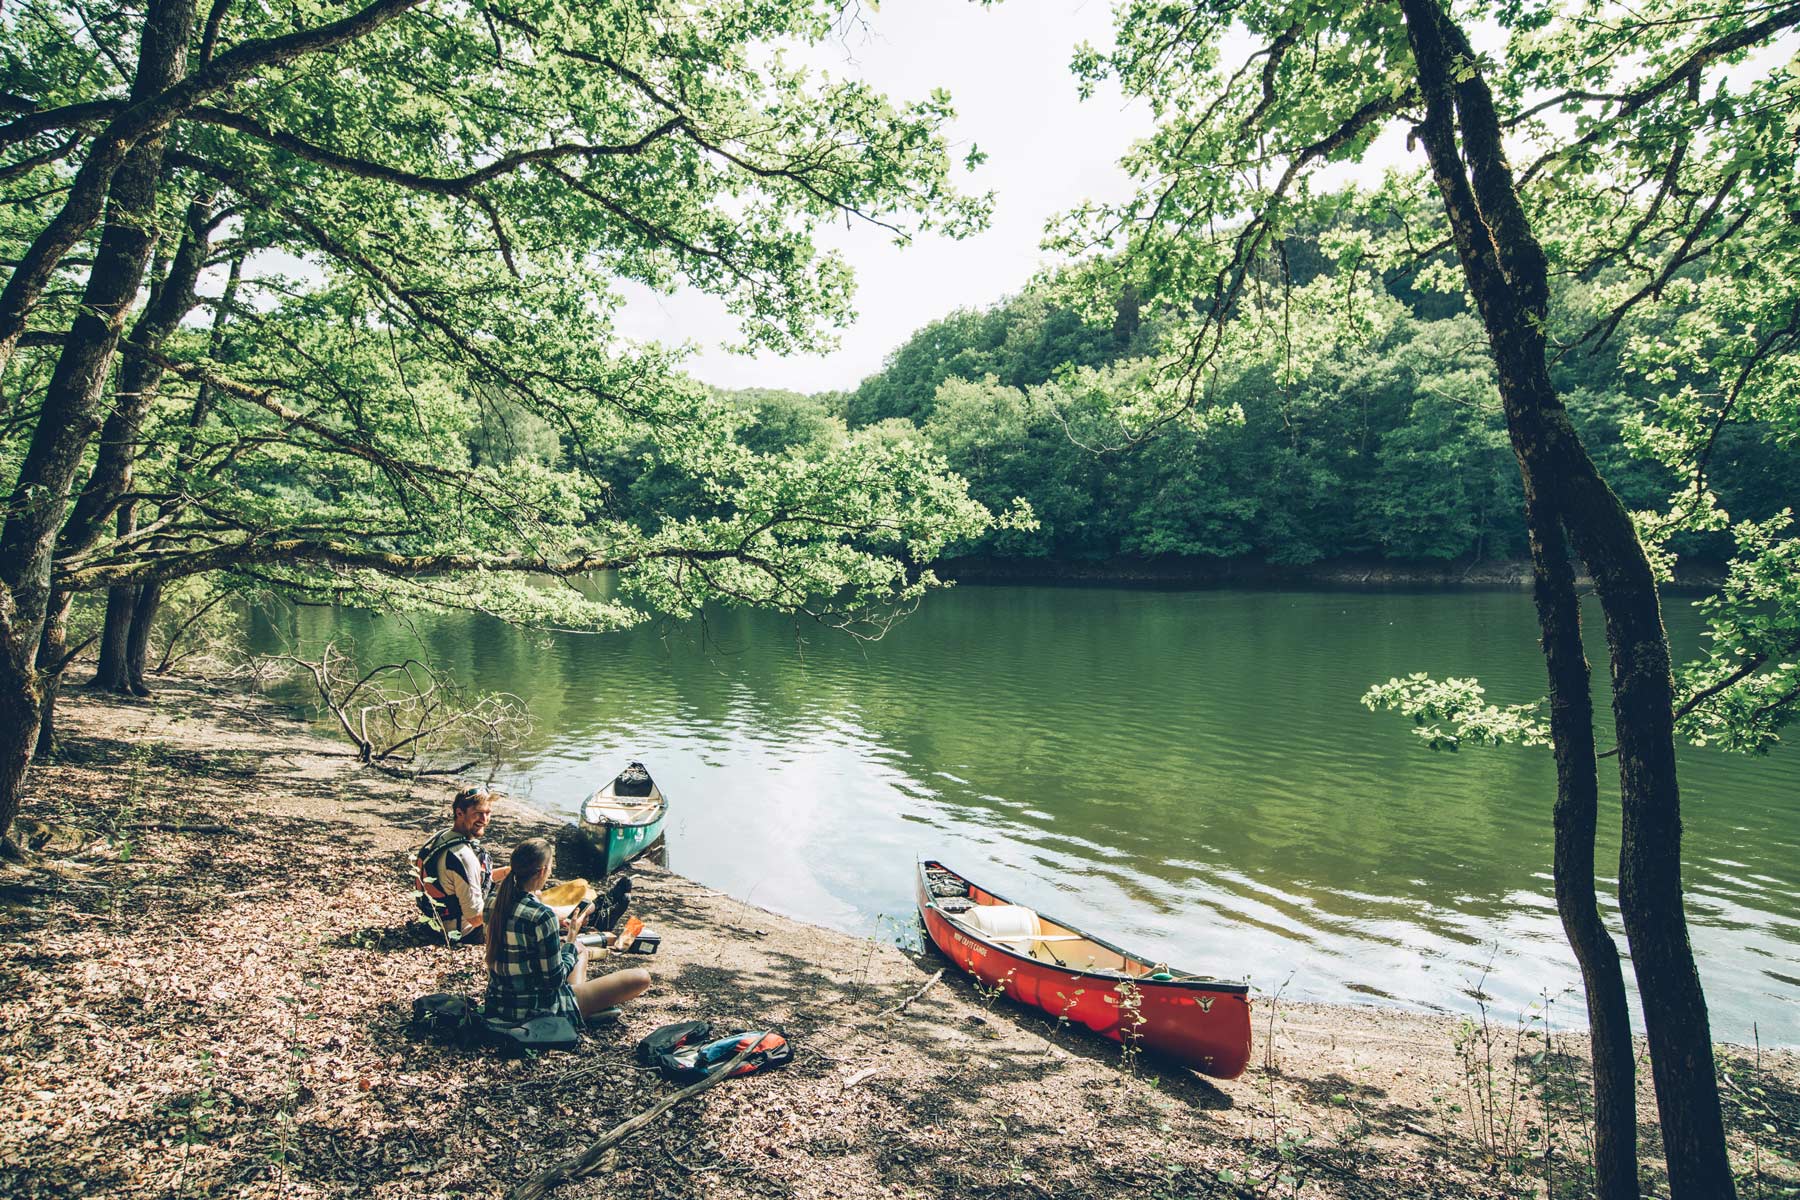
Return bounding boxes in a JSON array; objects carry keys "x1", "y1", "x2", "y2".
[{"x1": 915, "y1": 860, "x2": 1252, "y2": 1079}]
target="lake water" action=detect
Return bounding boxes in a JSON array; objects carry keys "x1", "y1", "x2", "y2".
[{"x1": 258, "y1": 585, "x2": 1800, "y2": 1044}]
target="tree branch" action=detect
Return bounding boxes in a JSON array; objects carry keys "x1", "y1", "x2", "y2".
[
  {"x1": 185, "y1": 105, "x2": 686, "y2": 196},
  {"x1": 1673, "y1": 654, "x2": 1769, "y2": 722},
  {"x1": 1517, "y1": 3, "x2": 1800, "y2": 188}
]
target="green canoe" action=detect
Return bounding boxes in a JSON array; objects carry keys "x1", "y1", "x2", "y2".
[{"x1": 578, "y1": 762, "x2": 668, "y2": 875}]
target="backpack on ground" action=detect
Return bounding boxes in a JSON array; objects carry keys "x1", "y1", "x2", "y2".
[
  {"x1": 483, "y1": 1013, "x2": 582, "y2": 1054},
  {"x1": 409, "y1": 993, "x2": 485, "y2": 1047},
  {"x1": 411, "y1": 994, "x2": 581, "y2": 1054},
  {"x1": 635, "y1": 1021, "x2": 792, "y2": 1084},
  {"x1": 634, "y1": 1019, "x2": 712, "y2": 1066}
]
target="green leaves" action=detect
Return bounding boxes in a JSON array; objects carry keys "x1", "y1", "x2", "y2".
[
  {"x1": 1047, "y1": 0, "x2": 1800, "y2": 761},
  {"x1": 3, "y1": 0, "x2": 1007, "y2": 645},
  {"x1": 1362, "y1": 674, "x2": 1551, "y2": 752}
]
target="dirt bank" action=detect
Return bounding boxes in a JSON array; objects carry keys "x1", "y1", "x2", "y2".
[{"x1": 1, "y1": 681, "x2": 1792, "y2": 1199}]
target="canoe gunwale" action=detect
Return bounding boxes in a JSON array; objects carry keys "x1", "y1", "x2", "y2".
[
  {"x1": 580, "y1": 777, "x2": 667, "y2": 835},
  {"x1": 916, "y1": 859, "x2": 1249, "y2": 996},
  {"x1": 578, "y1": 804, "x2": 666, "y2": 834}
]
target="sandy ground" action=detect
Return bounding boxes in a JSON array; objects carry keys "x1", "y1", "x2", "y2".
[{"x1": 1, "y1": 680, "x2": 1794, "y2": 1200}]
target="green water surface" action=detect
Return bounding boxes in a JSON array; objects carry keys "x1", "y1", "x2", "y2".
[{"x1": 258, "y1": 585, "x2": 1800, "y2": 1043}]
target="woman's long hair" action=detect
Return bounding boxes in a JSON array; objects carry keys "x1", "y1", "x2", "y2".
[{"x1": 486, "y1": 837, "x2": 552, "y2": 973}]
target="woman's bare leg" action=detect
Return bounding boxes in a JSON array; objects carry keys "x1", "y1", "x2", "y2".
[{"x1": 573, "y1": 967, "x2": 652, "y2": 1016}]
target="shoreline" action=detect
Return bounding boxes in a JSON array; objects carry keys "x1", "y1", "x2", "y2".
[
  {"x1": 2, "y1": 679, "x2": 1792, "y2": 1198},
  {"x1": 938, "y1": 553, "x2": 1728, "y2": 593}
]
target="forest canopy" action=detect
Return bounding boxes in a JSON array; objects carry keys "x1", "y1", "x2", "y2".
[
  {"x1": 730, "y1": 229, "x2": 1798, "y2": 569},
  {"x1": 0, "y1": 0, "x2": 1001, "y2": 851}
]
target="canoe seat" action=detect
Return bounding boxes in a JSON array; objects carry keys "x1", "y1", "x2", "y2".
[
  {"x1": 584, "y1": 800, "x2": 658, "y2": 824},
  {"x1": 955, "y1": 904, "x2": 1080, "y2": 961}
]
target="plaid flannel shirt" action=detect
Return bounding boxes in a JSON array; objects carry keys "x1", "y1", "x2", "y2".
[{"x1": 484, "y1": 894, "x2": 581, "y2": 1024}]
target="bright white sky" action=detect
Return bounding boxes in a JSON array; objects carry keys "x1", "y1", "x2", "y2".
[{"x1": 612, "y1": 0, "x2": 1156, "y2": 396}]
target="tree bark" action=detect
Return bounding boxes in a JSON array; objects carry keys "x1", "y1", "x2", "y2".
[
  {"x1": 1524, "y1": 492, "x2": 1639, "y2": 1197},
  {"x1": 0, "y1": 0, "x2": 196, "y2": 850},
  {"x1": 117, "y1": 250, "x2": 242, "y2": 691},
  {"x1": 63, "y1": 194, "x2": 214, "y2": 556},
  {"x1": 1400, "y1": 2, "x2": 1734, "y2": 1195},
  {"x1": 33, "y1": 619, "x2": 61, "y2": 759},
  {"x1": 90, "y1": 579, "x2": 139, "y2": 692},
  {"x1": 125, "y1": 580, "x2": 160, "y2": 688},
  {"x1": 67, "y1": 193, "x2": 213, "y2": 698}
]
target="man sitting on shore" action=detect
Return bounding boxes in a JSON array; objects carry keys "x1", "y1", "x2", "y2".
[{"x1": 415, "y1": 787, "x2": 509, "y2": 944}]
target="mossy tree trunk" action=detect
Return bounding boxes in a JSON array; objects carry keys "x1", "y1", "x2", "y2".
[{"x1": 0, "y1": 0, "x2": 197, "y2": 852}]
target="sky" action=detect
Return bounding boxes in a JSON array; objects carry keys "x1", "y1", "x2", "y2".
[{"x1": 610, "y1": 1, "x2": 1157, "y2": 396}]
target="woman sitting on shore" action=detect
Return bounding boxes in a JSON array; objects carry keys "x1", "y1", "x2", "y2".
[{"x1": 485, "y1": 837, "x2": 651, "y2": 1025}]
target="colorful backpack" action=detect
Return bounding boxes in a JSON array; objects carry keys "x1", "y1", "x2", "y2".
[{"x1": 634, "y1": 1021, "x2": 792, "y2": 1084}]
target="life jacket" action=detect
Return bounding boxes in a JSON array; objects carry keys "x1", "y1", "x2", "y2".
[{"x1": 414, "y1": 829, "x2": 491, "y2": 930}]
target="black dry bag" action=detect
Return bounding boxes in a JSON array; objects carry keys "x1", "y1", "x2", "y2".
[
  {"x1": 409, "y1": 993, "x2": 484, "y2": 1046},
  {"x1": 483, "y1": 1013, "x2": 581, "y2": 1054},
  {"x1": 635, "y1": 1020, "x2": 712, "y2": 1066}
]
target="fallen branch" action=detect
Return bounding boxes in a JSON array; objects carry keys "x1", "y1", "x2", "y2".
[
  {"x1": 872, "y1": 968, "x2": 944, "y2": 1020},
  {"x1": 368, "y1": 758, "x2": 477, "y2": 781},
  {"x1": 0, "y1": 879, "x2": 111, "y2": 900},
  {"x1": 265, "y1": 644, "x2": 530, "y2": 777},
  {"x1": 508, "y1": 1041, "x2": 758, "y2": 1200},
  {"x1": 1402, "y1": 1120, "x2": 1442, "y2": 1142}
]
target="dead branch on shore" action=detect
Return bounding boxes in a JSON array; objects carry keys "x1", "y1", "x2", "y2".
[
  {"x1": 871, "y1": 968, "x2": 945, "y2": 1020},
  {"x1": 508, "y1": 1042, "x2": 759, "y2": 1200},
  {"x1": 262, "y1": 642, "x2": 530, "y2": 778}
]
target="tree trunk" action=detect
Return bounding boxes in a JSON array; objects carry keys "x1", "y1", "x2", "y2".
[
  {"x1": 90, "y1": 583, "x2": 139, "y2": 692},
  {"x1": 1592, "y1": 535, "x2": 1732, "y2": 1197},
  {"x1": 126, "y1": 580, "x2": 161, "y2": 688},
  {"x1": 0, "y1": 0, "x2": 196, "y2": 850},
  {"x1": 1400, "y1": 3, "x2": 1734, "y2": 1195},
  {"x1": 116, "y1": 253, "x2": 242, "y2": 692},
  {"x1": 1525, "y1": 492, "x2": 1639, "y2": 1196},
  {"x1": 0, "y1": 681, "x2": 34, "y2": 862},
  {"x1": 58, "y1": 193, "x2": 214, "y2": 699},
  {"x1": 33, "y1": 618, "x2": 62, "y2": 759}
]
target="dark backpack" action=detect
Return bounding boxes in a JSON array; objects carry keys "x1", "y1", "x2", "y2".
[
  {"x1": 410, "y1": 994, "x2": 581, "y2": 1054},
  {"x1": 614, "y1": 763, "x2": 654, "y2": 798},
  {"x1": 635, "y1": 1021, "x2": 792, "y2": 1084},
  {"x1": 635, "y1": 1020, "x2": 712, "y2": 1065},
  {"x1": 482, "y1": 1013, "x2": 582, "y2": 1055},
  {"x1": 409, "y1": 993, "x2": 484, "y2": 1046}
]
